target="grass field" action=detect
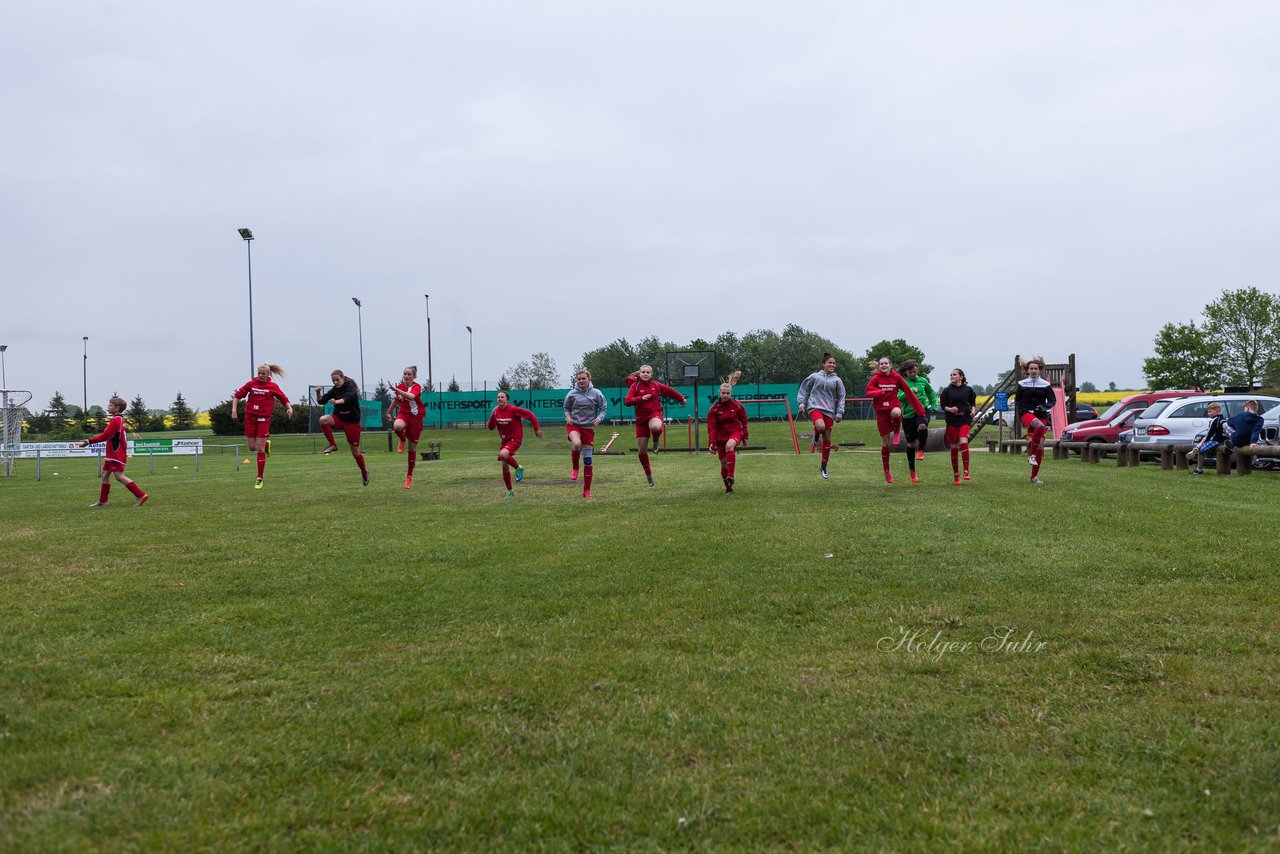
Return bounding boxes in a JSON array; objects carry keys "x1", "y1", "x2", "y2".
[{"x1": 3, "y1": 421, "x2": 1278, "y2": 849}]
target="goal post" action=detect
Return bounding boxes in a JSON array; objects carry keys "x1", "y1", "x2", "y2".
[{"x1": 1, "y1": 389, "x2": 34, "y2": 477}]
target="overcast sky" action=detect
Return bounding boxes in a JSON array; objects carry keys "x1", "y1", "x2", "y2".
[{"x1": 3, "y1": 1, "x2": 1278, "y2": 412}]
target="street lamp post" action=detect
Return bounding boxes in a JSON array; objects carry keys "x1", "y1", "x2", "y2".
[
  {"x1": 466, "y1": 326, "x2": 474, "y2": 391},
  {"x1": 0, "y1": 344, "x2": 7, "y2": 388},
  {"x1": 82, "y1": 337, "x2": 88, "y2": 414},
  {"x1": 238, "y1": 228, "x2": 255, "y2": 376},
  {"x1": 352, "y1": 297, "x2": 365, "y2": 394},
  {"x1": 425, "y1": 294, "x2": 433, "y2": 394}
]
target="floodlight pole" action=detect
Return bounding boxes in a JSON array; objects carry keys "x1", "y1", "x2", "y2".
[
  {"x1": 238, "y1": 228, "x2": 255, "y2": 376},
  {"x1": 466, "y1": 325, "x2": 473, "y2": 391},
  {"x1": 425, "y1": 294, "x2": 433, "y2": 393},
  {"x1": 0, "y1": 344, "x2": 7, "y2": 388},
  {"x1": 82, "y1": 337, "x2": 88, "y2": 414},
  {"x1": 352, "y1": 297, "x2": 365, "y2": 394}
]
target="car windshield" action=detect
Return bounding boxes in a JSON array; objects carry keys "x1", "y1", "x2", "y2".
[
  {"x1": 1138, "y1": 401, "x2": 1172, "y2": 420},
  {"x1": 1097, "y1": 400, "x2": 1127, "y2": 420}
]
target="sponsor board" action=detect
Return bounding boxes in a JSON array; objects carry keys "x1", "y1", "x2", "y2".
[{"x1": 3, "y1": 438, "x2": 204, "y2": 459}]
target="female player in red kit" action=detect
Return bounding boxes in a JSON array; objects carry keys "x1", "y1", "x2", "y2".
[
  {"x1": 625, "y1": 363, "x2": 686, "y2": 485},
  {"x1": 316, "y1": 369, "x2": 369, "y2": 486},
  {"x1": 487, "y1": 391, "x2": 544, "y2": 497},
  {"x1": 938, "y1": 368, "x2": 977, "y2": 484},
  {"x1": 865, "y1": 356, "x2": 925, "y2": 484},
  {"x1": 79, "y1": 395, "x2": 149, "y2": 507},
  {"x1": 388, "y1": 365, "x2": 424, "y2": 489},
  {"x1": 231, "y1": 363, "x2": 293, "y2": 489},
  {"x1": 707, "y1": 371, "x2": 748, "y2": 493}
]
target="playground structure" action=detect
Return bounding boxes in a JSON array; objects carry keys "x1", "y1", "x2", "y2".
[{"x1": 970, "y1": 354, "x2": 1076, "y2": 442}]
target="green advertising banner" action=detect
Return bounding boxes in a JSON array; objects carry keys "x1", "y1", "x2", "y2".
[{"x1": 417, "y1": 384, "x2": 857, "y2": 425}]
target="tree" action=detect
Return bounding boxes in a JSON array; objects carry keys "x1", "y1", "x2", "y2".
[
  {"x1": 1079, "y1": 381, "x2": 1098, "y2": 393},
  {"x1": 447, "y1": 376, "x2": 460, "y2": 392},
  {"x1": 170, "y1": 392, "x2": 195, "y2": 430},
  {"x1": 497, "y1": 374, "x2": 512, "y2": 391},
  {"x1": 1202, "y1": 286, "x2": 1280, "y2": 388},
  {"x1": 47, "y1": 391, "x2": 69, "y2": 422},
  {"x1": 579, "y1": 339, "x2": 641, "y2": 387},
  {"x1": 1142, "y1": 321, "x2": 1218, "y2": 390},
  {"x1": 126, "y1": 395, "x2": 150, "y2": 432},
  {"x1": 505, "y1": 352, "x2": 561, "y2": 390},
  {"x1": 1107, "y1": 381, "x2": 1117, "y2": 391},
  {"x1": 373, "y1": 379, "x2": 392, "y2": 428},
  {"x1": 862, "y1": 339, "x2": 933, "y2": 377}
]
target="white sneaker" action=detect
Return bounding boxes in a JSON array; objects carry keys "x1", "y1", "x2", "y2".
[
  {"x1": 1028, "y1": 454, "x2": 1036, "y2": 466},
  {"x1": 1030, "y1": 476, "x2": 1042, "y2": 484}
]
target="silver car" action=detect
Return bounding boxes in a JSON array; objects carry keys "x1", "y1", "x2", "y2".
[{"x1": 1129, "y1": 394, "x2": 1280, "y2": 450}]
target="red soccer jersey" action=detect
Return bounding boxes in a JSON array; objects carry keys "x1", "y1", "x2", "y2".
[
  {"x1": 234, "y1": 379, "x2": 290, "y2": 418},
  {"x1": 625, "y1": 376, "x2": 687, "y2": 422},
  {"x1": 487, "y1": 404, "x2": 539, "y2": 443},
  {"x1": 707, "y1": 399, "x2": 749, "y2": 445},
  {"x1": 865, "y1": 371, "x2": 924, "y2": 415},
  {"x1": 88, "y1": 415, "x2": 128, "y2": 467},
  {"x1": 394, "y1": 381, "x2": 424, "y2": 422}
]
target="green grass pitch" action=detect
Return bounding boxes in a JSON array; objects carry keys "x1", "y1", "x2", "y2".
[{"x1": 2, "y1": 422, "x2": 1278, "y2": 848}]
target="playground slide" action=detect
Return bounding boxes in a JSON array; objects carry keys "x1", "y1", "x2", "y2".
[{"x1": 1050, "y1": 384, "x2": 1068, "y2": 438}]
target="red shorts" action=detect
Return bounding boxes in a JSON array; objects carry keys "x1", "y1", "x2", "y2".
[
  {"x1": 103, "y1": 459, "x2": 126, "y2": 473},
  {"x1": 566, "y1": 425, "x2": 596, "y2": 446},
  {"x1": 713, "y1": 432, "x2": 744, "y2": 450},
  {"x1": 808, "y1": 410, "x2": 834, "y2": 432},
  {"x1": 244, "y1": 416, "x2": 271, "y2": 439},
  {"x1": 635, "y1": 420, "x2": 664, "y2": 438},
  {"x1": 500, "y1": 437, "x2": 523, "y2": 456},
  {"x1": 397, "y1": 415, "x2": 423, "y2": 442},
  {"x1": 1020, "y1": 412, "x2": 1043, "y2": 431},
  {"x1": 945, "y1": 424, "x2": 971, "y2": 445},
  {"x1": 334, "y1": 418, "x2": 362, "y2": 446},
  {"x1": 875, "y1": 409, "x2": 901, "y2": 435}
]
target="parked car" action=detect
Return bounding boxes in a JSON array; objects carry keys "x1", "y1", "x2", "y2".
[
  {"x1": 1071, "y1": 403, "x2": 1098, "y2": 423},
  {"x1": 1059, "y1": 407, "x2": 1145, "y2": 447},
  {"x1": 1068, "y1": 390, "x2": 1199, "y2": 435},
  {"x1": 1191, "y1": 407, "x2": 1280, "y2": 470},
  {"x1": 1129, "y1": 394, "x2": 1280, "y2": 452}
]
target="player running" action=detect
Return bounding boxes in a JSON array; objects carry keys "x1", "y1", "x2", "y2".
[
  {"x1": 624, "y1": 364, "x2": 686, "y2": 485},
  {"x1": 316, "y1": 369, "x2": 369, "y2": 486},
  {"x1": 79, "y1": 395, "x2": 149, "y2": 508},
  {"x1": 938, "y1": 368, "x2": 977, "y2": 484},
  {"x1": 389, "y1": 365, "x2": 425, "y2": 489},
  {"x1": 797, "y1": 353, "x2": 845, "y2": 479},
  {"x1": 708, "y1": 371, "x2": 749, "y2": 493},
  {"x1": 564, "y1": 369, "x2": 607, "y2": 499},
  {"x1": 488, "y1": 391, "x2": 543, "y2": 498},
  {"x1": 231, "y1": 363, "x2": 293, "y2": 489},
  {"x1": 865, "y1": 356, "x2": 926, "y2": 484},
  {"x1": 1016, "y1": 358, "x2": 1056, "y2": 484},
  {"x1": 899, "y1": 359, "x2": 937, "y2": 468}
]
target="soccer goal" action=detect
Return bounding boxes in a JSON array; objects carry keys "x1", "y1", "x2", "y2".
[{"x1": 1, "y1": 389, "x2": 33, "y2": 477}]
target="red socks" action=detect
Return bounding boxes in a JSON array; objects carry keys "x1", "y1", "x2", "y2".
[
  {"x1": 962, "y1": 447, "x2": 970, "y2": 470},
  {"x1": 571, "y1": 449, "x2": 580, "y2": 474},
  {"x1": 950, "y1": 448, "x2": 960, "y2": 476},
  {"x1": 407, "y1": 455, "x2": 416, "y2": 476},
  {"x1": 881, "y1": 446, "x2": 892, "y2": 474},
  {"x1": 257, "y1": 452, "x2": 266, "y2": 478},
  {"x1": 583, "y1": 465, "x2": 593, "y2": 493},
  {"x1": 99, "y1": 483, "x2": 110, "y2": 503},
  {"x1": 125, "y1": 481, "x2": 144, "y2": 499},
  {"x1": 639, "y1": 451, "x2": 651, "y2": 475},
  {"x1": 506, "y1": 453, "x2": 519, "y2": 470},
  {"x1": 503, "y1": 467, "x2": 513, "y2": 489},
  {"x1": 321, "y1": 423, "x2": 335, "y2": 445},
  {"x1": 725, "y1": 449, "x2": 737, "y2": 478},
  {"x1": 357, "y1": 453, "x2": 368, "y2": 476},
  {"x1": 821, "y1": 439, "x2": 831, "y2": 465}
]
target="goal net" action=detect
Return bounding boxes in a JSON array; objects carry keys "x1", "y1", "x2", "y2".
[{"x1": 1, "y1": 390, "x2": 33, "y2": 476}]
